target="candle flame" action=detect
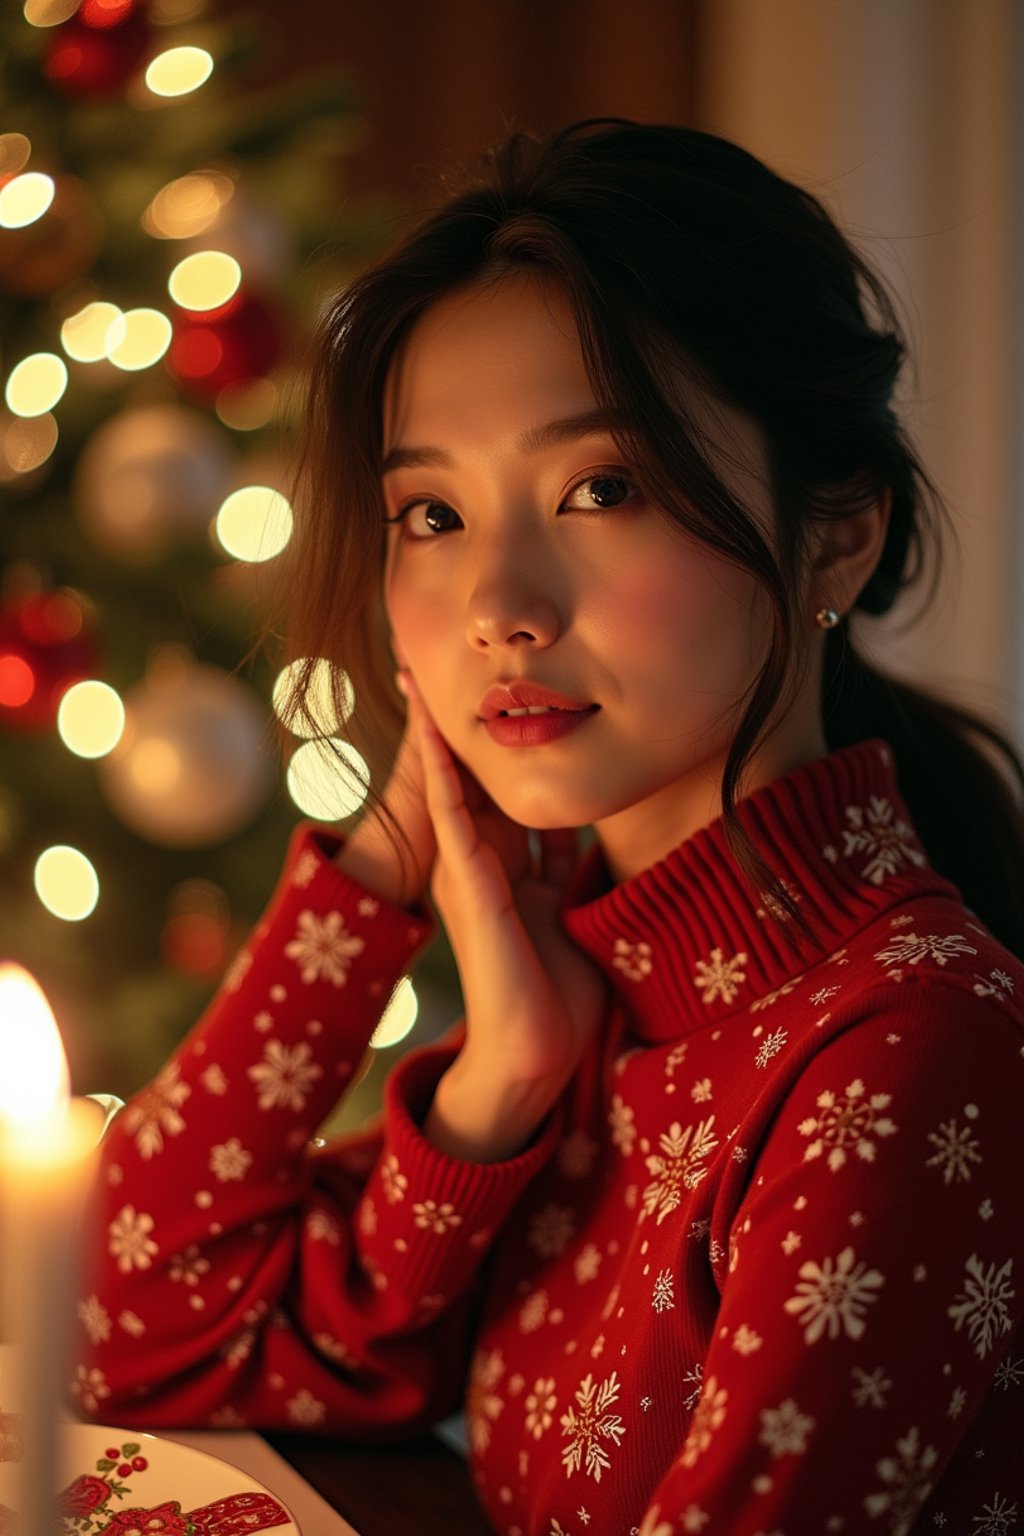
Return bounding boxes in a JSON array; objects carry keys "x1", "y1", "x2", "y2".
[{"x1": 0, "y1": 963, "x2": 70, "y2": 1130}]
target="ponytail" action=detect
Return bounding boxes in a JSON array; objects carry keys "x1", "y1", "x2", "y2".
[{"x1": 822, "y1": 631, "x2": 1024, "y2": 958}]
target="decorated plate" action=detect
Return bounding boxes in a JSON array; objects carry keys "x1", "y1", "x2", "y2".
[{"x1": 0, "y1": 1419, "x2": 301, "y2": 1535}]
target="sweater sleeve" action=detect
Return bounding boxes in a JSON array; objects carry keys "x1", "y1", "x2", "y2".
[
  {"x1": 72, "y1": 824, "x2": 562, "y2": 1436},
  {"x1": 631, "y1": 981, "x2": 1024, "y2": 1533}
]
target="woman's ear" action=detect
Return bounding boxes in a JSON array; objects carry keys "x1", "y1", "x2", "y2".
[{"x1": 809, "y1": 486, "x2": 892, "y2": 613}]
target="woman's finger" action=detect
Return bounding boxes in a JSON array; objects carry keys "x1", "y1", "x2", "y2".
[{"x1": 399, "y1": 670, "x2": 479, "y2": 863}]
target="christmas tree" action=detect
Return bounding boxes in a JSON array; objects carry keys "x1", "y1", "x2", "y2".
[{"x1": 0, "y1": 0, "x2": 437, "y2": 1110}]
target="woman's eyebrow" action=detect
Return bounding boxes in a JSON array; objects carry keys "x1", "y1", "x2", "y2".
[{"x1": 381, "y1": 408, "x2": 625, "y2": 474}]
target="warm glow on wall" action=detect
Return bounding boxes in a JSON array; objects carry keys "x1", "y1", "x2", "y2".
[{"x1": 34, "y1": 845, "x2": 100, "y2": 921}]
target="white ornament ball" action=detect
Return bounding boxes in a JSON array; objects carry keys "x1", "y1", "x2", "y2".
[
  {"x1": 98, "y1": 658, "x2": 276, "y2": 847},
  {"x1": 74, "y1": 404, "x2": 234, "y2": 561}
]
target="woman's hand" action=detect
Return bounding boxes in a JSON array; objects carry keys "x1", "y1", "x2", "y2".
[{"x1": 399, "y1": 670, "x2": 608, "y2": 1162}]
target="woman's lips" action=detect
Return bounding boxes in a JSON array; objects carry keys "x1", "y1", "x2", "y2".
[{"x1": 482, "y1": 704, "x2": 600, "y2": 747}]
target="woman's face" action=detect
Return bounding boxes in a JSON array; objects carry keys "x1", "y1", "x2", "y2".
[{"x1": 382, "y1": 271, "x2": 823, "y2": 878}]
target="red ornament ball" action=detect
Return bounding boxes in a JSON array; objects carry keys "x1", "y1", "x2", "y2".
[
  {"x1": 167, "y1": 289, "x2": 286, "y2": 401},
  {"x1": 44, "y1": 1, "x2": 152, "y2": 100},
  {"x1": 0, "y1": 590, "x2": 97, "y2": 733}
]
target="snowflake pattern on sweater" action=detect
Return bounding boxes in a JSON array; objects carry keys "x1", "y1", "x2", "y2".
[{"x1": 75, "y1": 739, "x2": 1024, "y2": 1535}]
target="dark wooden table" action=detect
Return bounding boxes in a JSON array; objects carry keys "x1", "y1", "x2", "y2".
[{"x1": 268, "y1": 1429, "x2": 493, "y2": 1535}]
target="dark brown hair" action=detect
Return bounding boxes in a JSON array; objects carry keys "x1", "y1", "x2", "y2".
[{"x1": 281, "y1": 118, "x2": 1024, "y2": 957}]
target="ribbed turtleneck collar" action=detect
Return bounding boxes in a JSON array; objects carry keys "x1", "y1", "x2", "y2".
[{"x1": 560, "y1": 738, "x2": 963, "y2": 1043}]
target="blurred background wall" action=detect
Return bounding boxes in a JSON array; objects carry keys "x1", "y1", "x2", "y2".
[{"x1": 2, "y1": 0, "x2": 1020, "y2": 1111}]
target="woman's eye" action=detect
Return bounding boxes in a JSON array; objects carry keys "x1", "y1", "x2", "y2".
[
  {"x1": 389, "y1": 501, "x2": 464, "y2": 537},
  {"x1": 562, "y1": 474, "x2": 639, "y2": 512}
]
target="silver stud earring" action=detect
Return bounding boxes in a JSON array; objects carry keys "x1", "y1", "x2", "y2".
[{"x1": 815, "y1": 607, "x2": 841, "y2": 629}]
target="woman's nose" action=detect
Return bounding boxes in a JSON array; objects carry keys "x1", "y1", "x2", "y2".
[{"x1": 465, "y1": 552, "x2": 562, "y2": 651}]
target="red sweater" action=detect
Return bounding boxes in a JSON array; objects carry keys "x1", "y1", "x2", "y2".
[{"x1": 76, "y1": 738, "x2": 1024, "y2": 1536}]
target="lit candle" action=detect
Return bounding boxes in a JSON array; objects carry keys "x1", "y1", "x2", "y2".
[{"x1": 0, "y1": 963, "x2": 98, "y2": 1536}]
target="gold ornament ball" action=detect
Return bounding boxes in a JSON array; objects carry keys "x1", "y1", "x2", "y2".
[
  {"x1": 74, "y1": 404, "x2": 235, "y2": 562},
  {"x1": 97, "y1": 658, "x2": 277, "y2": 847}
]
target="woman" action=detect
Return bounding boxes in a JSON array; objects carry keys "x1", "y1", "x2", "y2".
[{"x1": 77, "y1": 120, "x2": 1024, "y2": 1534}]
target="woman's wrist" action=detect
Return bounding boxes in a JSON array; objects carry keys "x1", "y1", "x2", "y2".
[
  {"x1": 334, "y1": 816, "x2": 427, "y2": 909},
  {"x1": 423, "y1": 1054, "x2": 561, "y2": 1164}
]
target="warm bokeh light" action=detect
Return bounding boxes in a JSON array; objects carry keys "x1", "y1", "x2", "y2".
[
  {"x1": 105, "y1": 307, "x2": 173, "y2": 371},
  {"x1": 57, "y1": 679, "x2": 126, "y2": 759},
  {"x1": 145, "y1": 45, "x2": 214, "y2": 98},
  {"x1": 142, "y1": 170, "x2": 234, "y2": 240},
  {"x1": 151, "y1": 0, "x2": 210, "y2": 24},
  {"x1": 34, "y1": 844, "x2": 100, "y2": 922},
  {"x1": 81, "y1": 0, "x2": 136, "y2": 24},
  {"x1": 272, "y1": 658, "x2": 354, "y2": 739},
  {"x1": 215, "y1": 377, "x2": 277, "y2": 431},
  {"x1": 0, "y1": 654, "x2": 36, "y2": 708},
  {"x1": 0, "y1": 133, "x2": 32, "y2": 175},
  {"x1": 5, "y1": 353, "x2": 68, "y2": 417},
  {"x1": 3, "y1": 413, "x2": 58, "y2": 474},
  {"x1": 215, "y1": 485, "x2": 293, "y2": 562},
  {"x1": 286, "y1": 738, "x2": 369, "y2": 820},
  {"x1": 0, "y1": 172, "x2": 55, "y2": 230},
  {"x1": 0, "y1": 964, "x2": 69, "y2": 1129},
  {"x1": 370, "y1": 976, "x2": 419, "y2": 1049},
  {"x1": 168, "y1": 250, "x2": 241, "y2": 312},
  {"x1": 22, "y1": 0, "x2": 79, "y2": 26},
  {"x1": 61, "y1": 300, "x2": 123, "y2": 362}
]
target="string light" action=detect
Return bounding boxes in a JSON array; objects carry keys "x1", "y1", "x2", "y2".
[
  {"x1": 105, "y1": 307, "x2": 173, "y2": 371},
  {"x1": 142, "y1": 170, "x2": 234, "y2": 240},
  {"x1": 215, "y1": 378, "x2": 277, "y2": 431},
  {"x1": 0, "y1": 134, "x2": 32, "y2": 175},
  {"x1": 57, "y1": 680, "x2": 125, "y2": 759},
  {"x1": 145, "y1": 45, "x2": 214, "y2": 98},
  {"x1": 5, "y1": 354, "x2": 68, "y2": 417},
  {"x1": 61, "y1": 301, "x2": 123, "y2": 363},
  {"x1": 3, "y1": 414, "x2": 58, "y2": 475},
  {"x1": 22, "y1": 0, "x2": 79, "y2": 26},
  {"x1": 370, "y1": 977, "x2": 419, "y2": 1049},
  {"x1": 272, "y1": 659, "x2": 354, "y2": 738},
  {"x1": 0, "y1": 654, "x2": 36, "y2": 709},
  {"x1": 286, "y1": 738, "x2": 369, "y2": 820},
  {"x1": 215, "y1": 485, "x2": 293, "y2": 562},
  {"x1": 34, "y1": 845, "x2": 99, "y2": 921},
  {"x1": 168, "y1": 250, "x2": 241, "y2": 312},
  {"x1": 0, "y1": 172, "x2": 55, "y2": 230}
]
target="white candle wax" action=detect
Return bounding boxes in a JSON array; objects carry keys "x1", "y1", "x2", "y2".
[{"x1": 0, "y1": 964, "x2": 98, "y2": 1536}]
